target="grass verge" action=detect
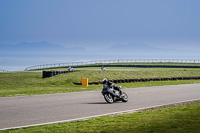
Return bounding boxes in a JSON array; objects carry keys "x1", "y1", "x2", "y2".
[
  {"x1": 1, "y1": 101, "x2": 200, "y2": 133},
  {"x1": 1, "y1": 68, "x2": 200, "y2": 97}
]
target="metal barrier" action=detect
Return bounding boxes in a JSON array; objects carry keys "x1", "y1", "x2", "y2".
[
  {"x1": 0, "y1": 70, "x2": 8, "y2": 72},
  {"x1": 25, "y1": 59, "x2": 200, "y2": 71}
]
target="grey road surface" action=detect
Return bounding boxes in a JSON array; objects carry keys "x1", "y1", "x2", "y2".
[{"x1": 1, "y1": 83, "x2": 200, "y2": 130}]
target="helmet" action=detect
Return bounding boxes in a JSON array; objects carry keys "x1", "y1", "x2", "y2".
[{"x1": 102, "y1": 78, "x2": 108, "y2": 84}]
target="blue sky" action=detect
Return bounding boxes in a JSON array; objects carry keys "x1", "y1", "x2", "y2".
[{"x1": 0, "y1": 0, "x2": 200, "y2": 50}]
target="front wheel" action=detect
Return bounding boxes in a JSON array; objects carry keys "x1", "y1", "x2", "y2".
[
  {"x1": 121, "y1": 92, "x2": 128, "y2": 102},
  {"x1": 104, "y1": 93, "x2": 114, "y2": 103}
]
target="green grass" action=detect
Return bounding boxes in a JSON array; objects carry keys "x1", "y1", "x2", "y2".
[
  {"x1": 2, "y1": 101, "x2": 200, "y2": 133},
  {"x1": 1, "y1": 67, "x2": 200, "y2": 97},
  {"x1": 102, "y1": 62, "x2": 200, "y2": 66},
  {"x1": 73, "y1": 67, "x2": 198, "y2": 71},
  {"x1": 84, "y1": 62, "x2": 200, "y2": 67}
]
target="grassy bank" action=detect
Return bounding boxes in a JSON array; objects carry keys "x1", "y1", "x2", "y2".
[
  {"x1": 83, "y1": 62, "x2": 200, "y2": 66},
  {"x1": 2, "y1": 101, "x2": 200, "y2": 133},
  {"x1": 1, "y1": 67, "x2": 200, "y2": 97}
]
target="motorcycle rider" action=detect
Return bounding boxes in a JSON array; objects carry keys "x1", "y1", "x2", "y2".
[
  {"x1": 101, "y1": 66, "x2": 106, "y2": 71},
  {"x1": 102, "y1": 78, "x2": 123, "y2": 97}
]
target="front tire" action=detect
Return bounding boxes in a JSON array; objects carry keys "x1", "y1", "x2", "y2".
[
  {"x1": 121, "y1": 92, "x2": 128, "y2": 102},
  {"x1": 104, "y1": 93, "x2": 114, "y2": 103}
]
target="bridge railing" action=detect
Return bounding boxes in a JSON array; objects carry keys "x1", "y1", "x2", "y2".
[
  {"x1": 24, "y1": 59, "x2": 200, "y2": 71},
  {"x1": 0, "y1": 70, "x2": 8, "y2": 72}
]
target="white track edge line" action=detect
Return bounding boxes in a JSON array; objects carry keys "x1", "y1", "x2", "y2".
[{"x1": 1, "y1": 98, "x2": 200, "y2": 131}]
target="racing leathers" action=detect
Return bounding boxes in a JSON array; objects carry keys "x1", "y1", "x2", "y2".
[{"x1": 102, "y1": 80, "x2": 122, "y2": 97}]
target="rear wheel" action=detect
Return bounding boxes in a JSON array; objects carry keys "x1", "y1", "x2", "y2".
[
  {"x1": 104, "y1": 93, "x2": 114, "y2": 103},
  {"x1": 121, "y1": 92, "x2": 128, "y2": 102}
]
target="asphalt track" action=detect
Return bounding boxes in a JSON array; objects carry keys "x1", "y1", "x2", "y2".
[{"x1": 1, "y1": 83, "x2": 200, "y2": 130}]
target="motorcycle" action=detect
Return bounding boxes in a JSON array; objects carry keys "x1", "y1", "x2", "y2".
[
  {"x1": 101, "y1": 85, "x2": 128, "y2": 103},
  {"x1": 68, "y1": 67, "x2": 74, "y2": 72},
  {"x1": 101, "y1": 66, "x2": 106, "y2": 71}
]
